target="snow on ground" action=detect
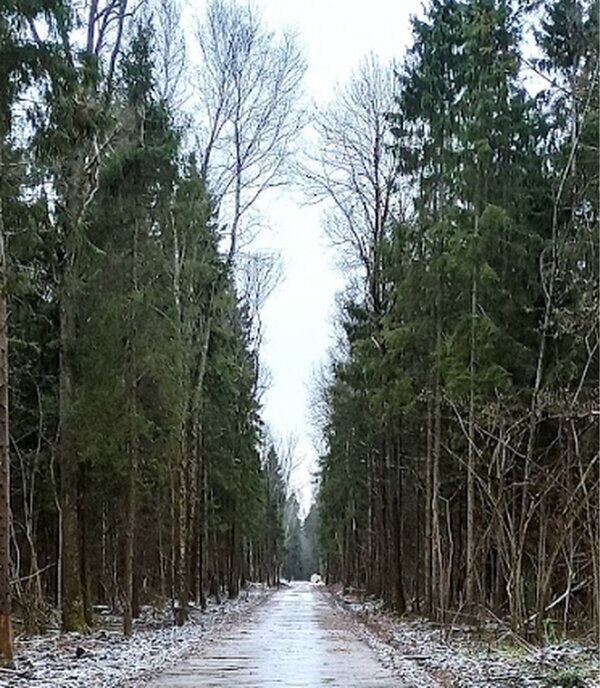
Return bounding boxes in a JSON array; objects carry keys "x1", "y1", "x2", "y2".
[
  {"x1": 0, "y1": 584, "x2": 270, "y2": 688},
  {"x1": 4, "y1": 584, "x2": 598, "y2": 687},
  {"x1": 327, "y1": 588, "x2": 600, "y2": 688}
]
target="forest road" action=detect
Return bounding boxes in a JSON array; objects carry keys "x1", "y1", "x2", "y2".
[{"x1": 145, "y1": 581, "x2": 396, "y2": 687}]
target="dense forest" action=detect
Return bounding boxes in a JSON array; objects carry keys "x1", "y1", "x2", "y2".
[
  {"x1": 316, "y1": 0, "x2": 600, "y2": 641},
  {"x1": 0, "y1": 0, "x2": 310, "y2": 662},
  {"x1": 1, "y1": 0, "x2": 599, "y2": 671}
]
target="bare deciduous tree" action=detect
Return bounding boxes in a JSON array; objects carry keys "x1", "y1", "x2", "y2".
[
  {"x1": 193, "y1": 0, "x2": 307, "y2": 263},
  {"x1": 303, "y1": 55, "x2": 399, "y2": 313},
  {"x1": 150, "y1": 0, "x2": 188, "y2": 110},
  {"x1": 238, "y1": 251, "x2": 282, "y2": 348},
  {"x1": 237, "y1": 249, "x2": 282, "y2": 400}
]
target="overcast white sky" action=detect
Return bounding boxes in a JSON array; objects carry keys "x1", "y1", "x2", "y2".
[{"x1": 241, "y1": 0, "x2": 416, "y2": 515}]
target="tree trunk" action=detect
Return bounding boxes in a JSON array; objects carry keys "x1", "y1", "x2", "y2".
[
  {"x1": 199, "y1": 454, "x2": 208, "y2": 610},
  {"x1": 79, "y1": 481, "x2": 93, "y2": 628},
  {"x1": 195, "y1": 462, "x2": 204, "y2": 608},
  {"x1": 175, "y1": 438, "x2": 188, "y2": 626},
  {"x1": 466, "y1": 259, "x2": 477, "y2": 609},
  {"x1": 392, "y1": 435, "x2": 406, "y2": 614},
  {"x1": 432, "y1": 309, "x2": 443, "y2": 621},
  {"x1": 59, "y1": 286, "x2": 84, "y2": 632},
  {"x1": 228, "y1": 521, "x2": 239, "y2": 599},
  {"x1": 425, "y1": 390, "x2": 433, "y2": 614},
  {"x1": 0, "y1": 210, "x2": 13, "y2": 663},
  {"x1": 124, "y1": 219, "x2": 139, "y2": 637}
]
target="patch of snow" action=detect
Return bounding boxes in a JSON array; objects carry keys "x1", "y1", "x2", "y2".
[
  {"x1": 1, "y1": 585, "x2": 270, "y2": 688},
  {"x1": 326, "y1": 589, "x2": 600, "y2": 688}
]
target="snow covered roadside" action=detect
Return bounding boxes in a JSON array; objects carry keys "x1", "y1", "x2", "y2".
[
  {"x1": 325, "y1": 588, "x2": 600, "y2": 688},
  {"x1": 0, "y1": 584, "x2": 271, "y2": 688}
]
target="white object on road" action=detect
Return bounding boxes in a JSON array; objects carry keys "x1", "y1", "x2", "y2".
[{"x1": 310, "y1": 573, "x2": 324, "y2": 586}]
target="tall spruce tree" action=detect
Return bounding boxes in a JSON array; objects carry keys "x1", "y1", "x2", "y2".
[{"x1": 0, "y1": 0, "x2": 73, "y2": 657}]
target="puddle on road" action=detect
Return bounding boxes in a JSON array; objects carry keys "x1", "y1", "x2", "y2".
[{"x1": 146, "y1": 582, "x2": 396, "y2": 687}]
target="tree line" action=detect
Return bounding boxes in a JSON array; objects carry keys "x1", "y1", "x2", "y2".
[
  {"x1": 0, "y1": 0, "x2": 305, "y2": 662},
  {"x1": 316, "y1": 0, "x2": 600, "y2": 640}
]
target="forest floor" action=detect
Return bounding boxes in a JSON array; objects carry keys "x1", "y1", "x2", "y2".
[
  {"x1": 328, "y1": 587, "x2": 600, "y2": 688},
  {"x1": 0, "y1": 583, "x2": 271, "y2": 688},
  {"x1": 2, "y1": 585, "x2": 598, "y2": 687}
]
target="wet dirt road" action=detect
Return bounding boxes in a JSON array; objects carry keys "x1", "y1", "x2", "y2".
[{"x1": 146, "y1": 582, "x2": 396, "y2": 687}]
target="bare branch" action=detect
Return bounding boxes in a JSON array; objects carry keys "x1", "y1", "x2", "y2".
[
  {"x1": 193, "y1": 0, "x2": 307, "y2": 263},
  {"x1": 300, "y1": 55, "x2": 399, "y2": 310}
]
